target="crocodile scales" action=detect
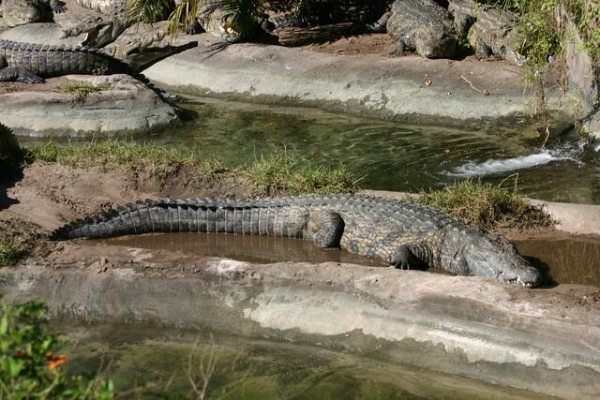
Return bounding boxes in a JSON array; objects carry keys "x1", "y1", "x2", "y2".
[
  {"x1": 51, "y1": 194, "x2": 542, "y2": 287},
  {"x1": 0, "y1": 39, "x2": 130, "y2": 82}
]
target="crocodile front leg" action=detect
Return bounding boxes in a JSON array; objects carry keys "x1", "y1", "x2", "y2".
[{"x1": 391, "y1": 243, "x2": 432, "y2": 270}]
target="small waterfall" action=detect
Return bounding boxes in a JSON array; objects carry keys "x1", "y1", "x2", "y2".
[{"x1": 447, "y1": 148, "x2": 582, "y2": 178}]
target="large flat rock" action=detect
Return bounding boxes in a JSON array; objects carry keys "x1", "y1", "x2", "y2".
[{"x1": 0, "y1": 74, "x2": 179, "y2": 137}]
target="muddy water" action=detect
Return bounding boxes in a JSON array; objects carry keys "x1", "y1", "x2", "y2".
[
  {"x1": 106, "y1": 232, "x2": 600, "y2": 287},
  {"x1": 515, "y1": 237, "x2": 600, "y2": 287},
  {"x1": 54, "y1": 320, "x2": 548, "y2": 399}
]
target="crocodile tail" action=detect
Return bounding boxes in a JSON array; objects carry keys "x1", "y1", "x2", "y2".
[
  {"x1": 50, "y1": 199, "x2": 164, "y2": 240},
  {"x1": 49, "y1": 196, "x2": 308, "y2": 241}
]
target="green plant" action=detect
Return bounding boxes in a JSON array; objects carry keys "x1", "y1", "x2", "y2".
[
  {"x1": 0, "y1": 238, "x2": 25, "y2": 266},
  {"x1": 416, "y1": 180, "x2": 553, "y2": 230},
  {"x1": 0, "y1": 300, "x2": 115, "y2": 399},
  {"x1": 477, "y1": 1, "x2": 600, "y2": 116},
  {"x1": 127, "y1": 0, "x2": 175, "y2": 25},
  {"x1": 26, "y1": 141, "x2": 360, "y2": 196}
]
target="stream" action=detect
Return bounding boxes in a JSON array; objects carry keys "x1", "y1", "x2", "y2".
[
  {"x1": 54, "y1": 320, "x2": 549, "y2": 399},
  {"x1": 19, "y1": 96, "x2": 600, "y2": 204}
]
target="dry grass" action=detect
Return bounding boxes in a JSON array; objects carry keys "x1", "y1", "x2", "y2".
[{"x1": 416, "y1": 180, "x2": 554, "y2": 230}]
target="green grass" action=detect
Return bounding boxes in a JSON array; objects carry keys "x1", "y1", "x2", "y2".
[
  {"x1": 0, "y1": 238, "x2": 25, "y2": 267},
  {"x1": 30, "y1": 140, "x2": 224, "y2": 182},
  {"x1": 416, "y1": 180, "x2": 554, "y2": 230},
  {"x1": 246, "y1": 151, "x2": 361, "y2": 196}
]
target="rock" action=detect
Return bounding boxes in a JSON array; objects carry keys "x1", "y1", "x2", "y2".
[
  {"x1": 386, "y1": 0, "x2": 460, "y2": 59},
  {"x1": 0, "y1": 74, "x2": 180, "y2": 137}
]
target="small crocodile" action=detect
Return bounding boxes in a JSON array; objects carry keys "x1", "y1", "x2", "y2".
[
  {"x1": 74, "y1": 0, "x2": 126, "y2": 15},
  {"x1": 0, "y1": 39, "x2": 196, "y2": 82},
  {"x1": 51, "y1": 194, "x2": 542, "y2": 287},
  {"x1": 448, "y1": 0, "x2": 527, "y2": 65}
]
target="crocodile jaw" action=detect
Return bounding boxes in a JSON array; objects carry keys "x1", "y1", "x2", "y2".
[{"x1": 461, "y1": 233, "x2": 542, "y2": 287}]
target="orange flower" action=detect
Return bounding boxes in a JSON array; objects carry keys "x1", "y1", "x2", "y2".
[{"x1": 48, "y1": 354, "x2": 67, "y2": 370}]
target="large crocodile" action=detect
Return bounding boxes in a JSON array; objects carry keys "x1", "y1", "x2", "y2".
[
  {"x1": 0, "y1": 39, "x2": 196, "y2": 82},
  {"x1": 51, "y1": 194, "x2": 542, "y2": 287}
]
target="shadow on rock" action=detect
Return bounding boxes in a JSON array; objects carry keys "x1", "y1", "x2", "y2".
[{"x1": 524, "y1": 256, "x2": 557, "y2": 288}]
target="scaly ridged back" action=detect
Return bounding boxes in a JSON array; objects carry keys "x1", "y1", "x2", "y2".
[
  {"x1": 50, "y1": 194, "x2": 464, "y2": 241},
  {"x1": 0, "y1": 40, "x2": 130, "y2": 77}
]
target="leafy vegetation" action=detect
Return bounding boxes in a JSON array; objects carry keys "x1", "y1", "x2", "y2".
[
  {"x1": 0, "y1": 238, "x2": 25, "y2": 267},
  {"x1": 478, "y1": 0, "x2": 600, "y2": 116},
  {"x1": 417, "y1": 180, "x2": 554, "y2": 230},
  {"x1": 0, "y1": 300, "x2": 115, "y2": 399},
  {"x1": 29, "y1": 140, "x2": 225, "y2": 183}
]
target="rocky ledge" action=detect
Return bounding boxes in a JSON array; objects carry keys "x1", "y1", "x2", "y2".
[{"x1": 0, "y1": 74, "x2": 179, "y2": 137}]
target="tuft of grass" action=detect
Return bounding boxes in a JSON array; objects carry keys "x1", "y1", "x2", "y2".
[
  {"x1": 416, "y1": 180, "x2": 554, "y2": 230},
  {"x1": 246, "y1": 151, "x2": 361, "y2": 196},
  {"x1": 58, "y1": 82, "x2": 108, "y2": 104},
  {"x1": 0, "y1": 238, "x2": 26, "y2": 267}
]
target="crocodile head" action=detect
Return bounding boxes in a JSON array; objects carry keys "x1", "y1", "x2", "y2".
[
  {"x1": 447, "y1": 231, "x2": 541, "y2": 287},
  {"x1": 100, "y1": 39, "x2": 199, "y2": 72},
  {"x1": 98, "y1": 22, "x2": 199, "y2": 72}
]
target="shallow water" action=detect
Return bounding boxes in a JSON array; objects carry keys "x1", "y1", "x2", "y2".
[
  {"x1": 515, "y1": 237, "x2": 600, "y2": 287},
  {"x1": 54, "y1": 320, "x2": 549, "y2": 399},
  {"x1": 19, "y1": 96, "x2": 600, "y2": 204},
  {"x1": 107, "y1": 232, "x2": 600, "y2": 287}
]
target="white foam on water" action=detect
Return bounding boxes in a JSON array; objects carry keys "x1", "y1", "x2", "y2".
[{"x1": 448, "y1": 149, "x2": 576, "y2": 177}]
